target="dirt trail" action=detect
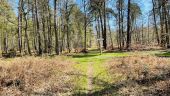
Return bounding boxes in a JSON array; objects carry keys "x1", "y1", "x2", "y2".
[{"x1": 87, "y1": 62, "x2": 93, "y2": 94}]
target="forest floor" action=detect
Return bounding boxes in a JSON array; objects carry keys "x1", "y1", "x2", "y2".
[
  {"x1": 72, "y1": 49, "x2": 129, "y2": 95},
  {"x1": 0, "y1": 49, "x2": 170, "y2": 95},
  {"x1": 71, "y1": 49, "x2": 170, "y2": 95}
]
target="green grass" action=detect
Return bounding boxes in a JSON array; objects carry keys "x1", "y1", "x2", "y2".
[
  {"x1": 155, "y1": 51, "x2": 170, "y2": 57},
  {"x1": 70, "y1": 49, "x2": 165, "y2": 94},
  {"x1": 71, "y1": 50, "x2": 129, "y2": 93},
  {"x1": 1, "y1": 49, "x2": 165, "y2": 95}
]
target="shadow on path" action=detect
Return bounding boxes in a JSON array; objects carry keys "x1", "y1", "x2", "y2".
[{"x1": 72, "y1": 70, "x2": 170, "y2": 96}]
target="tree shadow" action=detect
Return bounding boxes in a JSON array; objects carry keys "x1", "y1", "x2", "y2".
[
  {"x1": 72, "y1": 54, "x2": 99, "y2": 58},
  {"x1": 71, "y1": 70, "x2": 121, "y2": 96},
  {"x1": 155, "y1": 51, "x2": 170, "y2": 57},
  {"x1": 103, "y1": 50, "x2": 126, "y2": 54}
]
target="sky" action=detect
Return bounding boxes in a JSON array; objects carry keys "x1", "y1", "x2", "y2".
[
  {"x1": 140, "y1": 0, "x2": 152, "y2": 15},
  {"x1": 137, "y1": 0, "x2": 152, "y2": 26}
]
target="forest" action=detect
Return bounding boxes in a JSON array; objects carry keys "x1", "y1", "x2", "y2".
[{"x1": 0, "y1": 0, "x2": 170, "y2": 95}]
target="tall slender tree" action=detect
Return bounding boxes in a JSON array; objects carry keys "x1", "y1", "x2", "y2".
[
  {"x1": 18, "y1": 0, "x2": 23, "y2": 54},
  {"x1": 126, "y1": 0, "x2": 131, "y2": 50},
  {"x1": 54, "y1": 0, "x2": 59, "y2": 55}
]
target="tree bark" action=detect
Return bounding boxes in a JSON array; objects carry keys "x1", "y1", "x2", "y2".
[
  {"x1": 35, "y1": 0, "x2": 42, "y2": 55},
  {"x1": 18, "y1": 0, "x2": 23, "y2": 54},
  {"x1": 103, "y1": 0, "x2": 107, "y2": 49},
  {"x1": 126, "y1": 0, "x2": 131, "y2": 50},
  {"x1": 152, "y1": 0, "x2": 160, "y2": 45},
  {"x1": 54, "y1": 0, "x2": 59, "y2": 55}
]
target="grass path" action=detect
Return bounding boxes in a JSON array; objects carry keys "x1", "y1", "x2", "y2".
[
  {"x1": 72, "y1": 49, "x2": 129, "y2": 95},
  {"x1": 71, "y1": 49, "x2": 163, "y2": 95},
  {"x1": 87, "y1": 62, "x2": 93, "y2": 94}
]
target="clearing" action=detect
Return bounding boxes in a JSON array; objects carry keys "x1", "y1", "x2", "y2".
[{"x1": 1, "y1": 49, "x2": 170, "y2": 96}]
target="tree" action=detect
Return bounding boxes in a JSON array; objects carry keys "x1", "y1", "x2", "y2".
[
  {"x1": 83, "y1": 0, "x2": 88, "y2": 52},
  {"x1": 89, "y1": 0, "x2": 107, "y2": 49},
  {"x1": 116, "y1": 0, "x2": 125, "y2": 50},
  {"x1": 22, "y1": 0, "x2": 31, "y2": 55},
  {"x1": 126, "y1": 0, "x2": 131, "y2": 50},
  {"x1": 54, "y1": 0, "x2": 59, "y2": 55},
  {"x1": 103, "y1": 0, "x2": 107, "y2": 49},
  {"x1": 18, "y1": 0, "x2": 23, "y2": 54},
  {"x1": 152, "y1": 0, "x2": 160, "y2": 45},
  {"x1": 35, "y1": 0, "x2": 42, "y2": 55}
]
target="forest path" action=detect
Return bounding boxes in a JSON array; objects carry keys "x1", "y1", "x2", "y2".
[
  {"x1": 87, "y1": 62, "x2": 93, "y2": 94},
  {"x1": 72, "y1": 49, "x2": 129, "y2": 95},
  {"x1": 72, "y1": 49, "x2": 163, "y2": 95}
]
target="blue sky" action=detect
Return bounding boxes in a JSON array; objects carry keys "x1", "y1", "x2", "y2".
[
  {"x1": 140, "y1": 0, "x2": 152, "y2": 14},
  {"x1": 137, "y1": 0, "x2": 152, "y2": 26}
]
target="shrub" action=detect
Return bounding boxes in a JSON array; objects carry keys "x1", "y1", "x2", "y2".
[
  {"x1": 107, "y1": 56, "x2": 170, "y2": 95},
  {"x1": 2, "y1": 49, "x2": 16, "y2": 58},
  {"x1": 0, "y1": 57, "x2": 76, "y2": 95}
]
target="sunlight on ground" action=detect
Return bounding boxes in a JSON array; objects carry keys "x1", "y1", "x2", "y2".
[
  {"x1": 0, "y1": 49, "x2": 168, "y2": 95},
  {"x1": 71, "y1": 49, "x2": 164, "y2": 95}
]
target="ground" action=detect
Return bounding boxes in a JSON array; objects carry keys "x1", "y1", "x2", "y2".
[{"x1": 0, "y1": 49, "x2": 170, "y2": 96}]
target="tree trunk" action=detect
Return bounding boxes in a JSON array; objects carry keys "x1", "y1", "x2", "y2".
[
  {"x1": 126, "y1": 0, "x2": 131, "y2": 50},
  {"x1": 35, "y1": 0, "x2": 42, "y2": 55},
  {"x1": 18, "y1": 0, "x2": 23, "y2": 54},
  {"x1": 83, "y1": 0, "x2": 87, "y2": 52},
  {"x1": 152, "y1": 0, "x2": 160, "y2": 45},
  {"x1": 103, "y1": 1, "x2": 107, "y2": 49},
  {"x1": 54, "y1": 0, "x2": 59, "y2": 55}
]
